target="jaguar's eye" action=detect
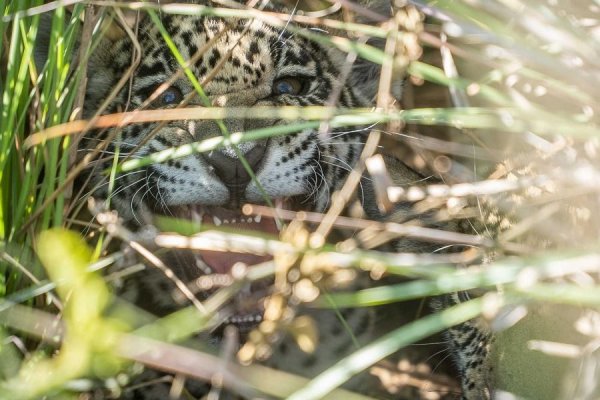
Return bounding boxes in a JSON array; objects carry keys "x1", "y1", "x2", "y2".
[
  {"x1": 160, "y1": 86, "x2": 183, "y2": 105},
  {"x1": 273, "y1": 77, "x2": 305, "y2": 96}
]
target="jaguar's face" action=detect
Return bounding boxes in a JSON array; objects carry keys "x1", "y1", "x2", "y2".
[{"x1": 83, "y1": 10, "x2": 379, "y2": 274}]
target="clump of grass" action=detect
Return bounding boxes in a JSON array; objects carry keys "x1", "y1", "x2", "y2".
[
  {"x1": 1, "y1": 1, "x2": 600, "y2": 399},
  {"x1": 1, "y1": 1, "x2": 85, "y2": 282}
]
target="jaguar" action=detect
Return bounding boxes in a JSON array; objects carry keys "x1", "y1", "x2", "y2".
[{"x1": 35, "y1": 1, "x2": 494, "y2": 399}]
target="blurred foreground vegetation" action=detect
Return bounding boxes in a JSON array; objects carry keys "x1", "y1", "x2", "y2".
[{"x1": 1, "y1": 1, "x2": 600, "y2": 399}]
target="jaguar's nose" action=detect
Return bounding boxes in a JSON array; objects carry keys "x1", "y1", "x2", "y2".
[{"x1": 205, "y1": 143, "x2": 266, "y2": 190}]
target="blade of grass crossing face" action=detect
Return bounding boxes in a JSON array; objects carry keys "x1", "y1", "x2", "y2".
[{"x1": 113, "y1": 105, "x2": 600, "y2": 174}]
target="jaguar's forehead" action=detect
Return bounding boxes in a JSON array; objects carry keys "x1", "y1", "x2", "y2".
[{"x1": 113, "y1": 13, "x2": 326, "y2": 97}]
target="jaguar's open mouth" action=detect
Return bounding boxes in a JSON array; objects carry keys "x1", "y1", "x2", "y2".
[
  {"x1": 162, "y1": 200, "x2": 295, "y2": 334},
  {"x1": 168, "y1": 203, "x2": 285, "y2": 274}
]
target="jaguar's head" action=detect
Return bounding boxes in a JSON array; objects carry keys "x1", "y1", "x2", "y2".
[
  {"x1": 33, "y1": 1, "x2": 408, "y2": 328},
  {"x1": 79, "y1": 1, "x2": 398, "y2": 229}
]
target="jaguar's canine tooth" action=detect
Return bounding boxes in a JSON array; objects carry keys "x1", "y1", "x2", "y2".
[
  {"x1": 231, "y1": 218, "x2": 237, "y2": 223},
  {"x1": 213, "y1": 216, "x2": 222, "y2": 226},
  {"x1": 254, "y1": 215, "x2": 261, "y2": 223}
]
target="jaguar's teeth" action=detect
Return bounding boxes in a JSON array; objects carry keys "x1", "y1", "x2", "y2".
[
  {"x1": 211, "y1": 215, "x2": 262, "y2": 226},
  {"x1": 226, "y1": 314, "x2": 263, "y2": 324}
]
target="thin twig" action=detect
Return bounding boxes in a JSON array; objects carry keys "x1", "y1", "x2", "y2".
[{"x1": 244, "y1": 203, "x2": 492, "y2": 247}]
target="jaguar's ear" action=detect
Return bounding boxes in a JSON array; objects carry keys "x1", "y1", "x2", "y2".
[
  {"x1": 34, "y1": 11, "x2": 129, "y2": 114},
  {"x1": 308, "y1": 0, "x2": 412, "y2": 102},
  {"x1": 347, "y1": 0, "x2": 402, "y2": 102},
  {"x1": 297, "y1": 0, "x2": 392, "y2": 21},
  {"x1": 346, "y1": 0, "x2": 393, "y2": 23},
  {"x1": 35, "y1": 12, "x2": 126, "y2": 73}
]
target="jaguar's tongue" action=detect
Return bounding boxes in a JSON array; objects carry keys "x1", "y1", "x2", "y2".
[{"x1": 200, "y1": 207, "x2": 279, "y2": 274}]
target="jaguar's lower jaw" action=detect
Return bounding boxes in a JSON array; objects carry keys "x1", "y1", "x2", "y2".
[
  {"x1": 167, "y1": 203, "x2": 285, "y2": 274},
  {"x1": 161, "y1": 201, "x2": 292, "y2": 334}
]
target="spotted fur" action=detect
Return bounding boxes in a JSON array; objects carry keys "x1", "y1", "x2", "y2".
[
  {"x1": 81, "y1": 9, "x2": 384, "y2": 223},
  {"x1": 77, "y1": 2, "x2": 404, "y2": 398},
  {"x1": 37, "y1": 2, "x2": 494, "y2": 399}
]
